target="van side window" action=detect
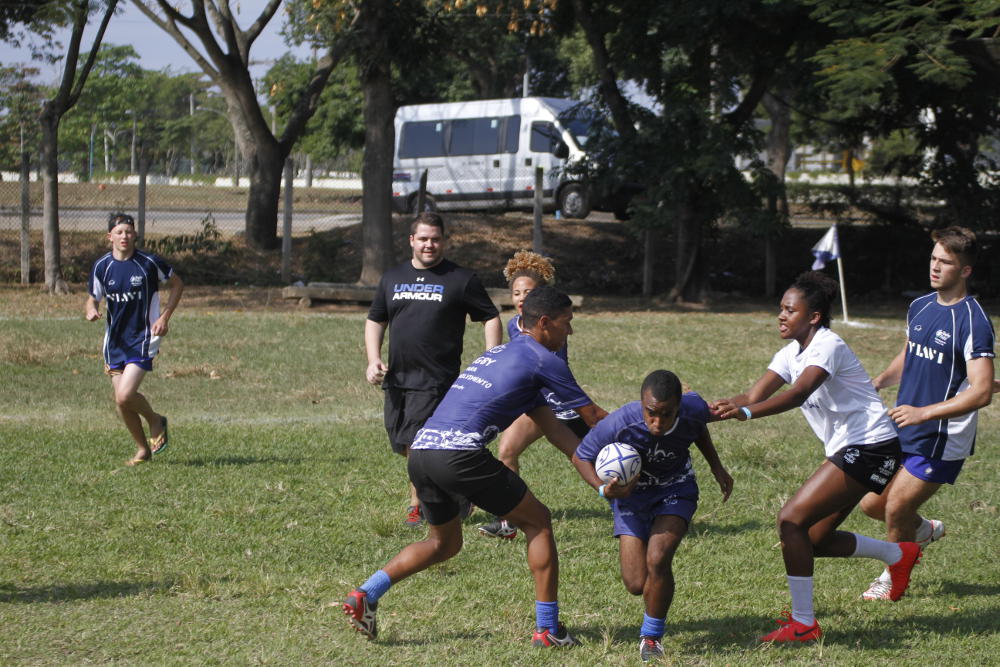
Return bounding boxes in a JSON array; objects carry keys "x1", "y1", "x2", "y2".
[
  {"x1": 399, "y1": 121, "x2": 446, "y2": 158},
  {"x1": 503, "y1": 115, "x2": 520, "y2": 153},
  {"x1": 450, "y1": 117, "x2": 503, "y2": 156},
  {"x1": 530, "y1": 121, "x2": 566, "y2": 155}
]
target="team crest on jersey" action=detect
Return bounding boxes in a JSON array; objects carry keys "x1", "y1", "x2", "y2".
[
  {"x1": 933, "y1": 329, "x2": 951, "y2": 347},
  {"x1": 842, "y1": 448, "x2": 860, "y2": 464},
  {"x1": 130, "y1": 275, "x2": 143, "y2": 287},
  {"x1": 108, "y1": 279, "x2": 116, "y2": 286}
]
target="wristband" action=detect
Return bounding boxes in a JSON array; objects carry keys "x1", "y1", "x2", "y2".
[
  {"x1": 598, "y1": 484, "x2": 607, "y2": 498},
  {"x1": 740, "y1": 406, "x2": 752, "y2": 420}
]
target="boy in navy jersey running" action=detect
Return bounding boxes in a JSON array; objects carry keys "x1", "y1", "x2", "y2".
[
  {"x1": 86, "y1": 213, "x2": 183, "y2": 466},
  {"x1": 345, "y1": 286, "x2": 604, "y2": 647},
  {"x1": 573, "y1": 370, "x2": 732, "y2": 662},
  {"x1": 858, "y1": 226, "x2": 995, "y2": 600}
]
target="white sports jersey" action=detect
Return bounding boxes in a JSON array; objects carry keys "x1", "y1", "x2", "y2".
[{"x1": 768, "y1": 327, "x2": 896, "y2": 457}]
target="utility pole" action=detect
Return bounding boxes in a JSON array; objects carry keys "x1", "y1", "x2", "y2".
[{"x1": 189, "y1": 93, "x2": 196, "y2": 175}]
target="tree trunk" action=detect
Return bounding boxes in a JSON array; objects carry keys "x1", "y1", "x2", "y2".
[
  {"x1": 669, "y1": 198, "x2": 706, "y2": 303},
  {"x1": 357, "y1": 0, "x2": 395, "y2": 286},
  {"x1": 39, "y1": 109, "x2": 68, "y2": 294},
  {"x1": 243, "y1": 135, "x2": 284, "y2": 249},
  {"x1": 762, "y1": 88, "x2": 793, "y2": 297}
]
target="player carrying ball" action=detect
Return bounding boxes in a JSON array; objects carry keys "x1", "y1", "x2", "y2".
[
  {"x1": 711, "y1": 271, "x2": 921, "y2": 643},
  {"x1": 573, "y1": 370, "x2": 732, "y2": 662}
]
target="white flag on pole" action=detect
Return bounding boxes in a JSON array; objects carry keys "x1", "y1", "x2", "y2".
[{"x1": 811, "y1": 224, "x2": 840, "y2": 270}]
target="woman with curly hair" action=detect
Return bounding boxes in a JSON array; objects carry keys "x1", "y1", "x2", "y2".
[{"x1": 478, "y1": 251, "x2": 606, "y2": 539}]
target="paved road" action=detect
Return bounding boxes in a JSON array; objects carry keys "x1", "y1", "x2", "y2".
[{"x1": 0, "y1": 209, "x2": 363, "y2": 235}]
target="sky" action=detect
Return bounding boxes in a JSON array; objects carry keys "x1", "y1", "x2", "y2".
[{"x1": 0, "y1": 3, "x2": 312, "y2": 84}]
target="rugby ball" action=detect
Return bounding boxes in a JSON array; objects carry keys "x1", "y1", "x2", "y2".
[{"x1": 594, "y1": 442, "x2": 642, "y2": 485}]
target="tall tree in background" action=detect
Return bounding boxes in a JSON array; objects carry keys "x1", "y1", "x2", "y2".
[
  {"x1": 35, "y1": 0, "x2": 119, "y2": 294},
  {"x1": 132, "y1": 0, "x2": 361, "y2": 249}
]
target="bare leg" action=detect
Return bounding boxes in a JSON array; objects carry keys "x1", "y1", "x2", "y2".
[
  {"x1": 882, "y1": 467, "x2": 941, "y2": 542},
  {"x1": 619, "y1": 516, "x2": 687, "y2": 619},
  {"x1": 498, "y1": 413, "x2": 544, "y2": 473},
  {"x1": 527, "y1": 406, "x2": 582, "y2": 460},
  {"x1": 111, "y1": 364, "x2": 161, "y2": 462},
  {"x1": 398, "y1": 447, "x2": 420, "y2": 508},
  {"x1": 502, "y1": 489, "x2": 558, "y2": 601},
  {"x1": 777, "y1": 461, "x2": 870, "y2": 576},
  {"x1": 382, "y1": 517, "x2": 463, "y2": 583}
]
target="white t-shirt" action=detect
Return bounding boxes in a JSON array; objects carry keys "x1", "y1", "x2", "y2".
[{"x1": 768, "y1": 327, "x2": 896, "y2": 457}]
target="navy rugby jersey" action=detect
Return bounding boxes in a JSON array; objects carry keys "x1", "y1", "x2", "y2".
[
  {"x1": 88, "y1": 250, "x2": 173, "y2": 367},
  {"x1": 896, "y1": 293, "x2": 995, "y2": 460},
  {"x1": 575, "y1": 393, "x2": 710, "y2": 492},
  {"x1": 410, "y1": 334, "x2": 591, "y2": 451},
  {"x1": 507, "y1": 314, "x2": 579, "y2": 420}
]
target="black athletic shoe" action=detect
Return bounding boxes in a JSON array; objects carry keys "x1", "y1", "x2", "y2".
[{"x1": 477, "y1": 518, "x2": 517, "y2": 539}]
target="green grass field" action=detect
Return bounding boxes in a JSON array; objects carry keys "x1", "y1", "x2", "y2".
[{"x1": 1, "y1": 287, "x2": 998, "y2": 665}]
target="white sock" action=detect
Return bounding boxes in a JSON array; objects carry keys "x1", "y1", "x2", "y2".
[
  {"x1": 787, "y1": 575, "x2": 815, "y2": 626},
  {"x1": 878, "y1": 568, "x2": 891, "y2": 584},
  {"x1": 851, "y1": 533, "x2": 903, "y2": 565},
  {"x1": 914, "y1": 517, "x2": 932, "y2": 543}
]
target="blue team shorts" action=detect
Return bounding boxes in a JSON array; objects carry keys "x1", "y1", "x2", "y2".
[
  {"x1": 903, "y1": 453, "x2": 965, "y2": 485},
  {"x1": 612, "y1": 480, "x2": 699, "y2": 541},
  {"x1": 104, "y1": 358, "x2": 154, "y2": 375}
]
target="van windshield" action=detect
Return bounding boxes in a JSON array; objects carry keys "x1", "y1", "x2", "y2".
[{"x1": 557, "y1": 107, "x2": 594, "y2": 148}]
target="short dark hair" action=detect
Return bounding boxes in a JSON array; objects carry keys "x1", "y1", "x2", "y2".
[
  {"x1": 107, "y1": 212, "x2": 135, "y2": 231},
  {"x1": 790, "y1": 270, "x2": 838, "y2": 328},
  {"x1": 641, "y1": 370, "x2": 682, "y2": 403},
  {"x1": 410, "y1": 211, "x2": 445, "y2": 235},
  {"x1": 521, "y1": 285, "x2": 572, "y2": 328},
  {"x1": 932, "y1": 226, "x2": 977, "y2": 267}
]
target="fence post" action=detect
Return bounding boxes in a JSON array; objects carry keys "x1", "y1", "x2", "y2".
[
  {"x1": 20, "y1": 147, "x2": 30, "y2": 284},
  {"x1": 137, "y1": 142, "x2": 148, "y2": 246},
  {"x1": 532, "y1": 166, "x2": 544, "y2": 254},
  {"x1": 416, "y1": 169, "x2": 428, "y2": 214},
  {"x1": 282, "y1": 157, "x2": 294, "y2": 283}
]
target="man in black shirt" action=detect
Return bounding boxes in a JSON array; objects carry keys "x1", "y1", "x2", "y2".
[{"x1": 365, "y1": 212, "x2": 502, "y2": 526}]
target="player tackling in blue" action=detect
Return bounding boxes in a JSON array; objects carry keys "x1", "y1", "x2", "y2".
[
  {"x1": 343, "y1": 286, "x2": 605, "y2": 646},
  {"x1": 85, "y1": 212, "x2": 183, "y2": 466},
  {"x1": 573, "y1": 370, "x2": 733, "y2": 662}
]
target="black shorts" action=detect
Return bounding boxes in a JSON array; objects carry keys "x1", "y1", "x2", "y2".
[
  {"x1": 383, "y1": 386, "x2": 445, "y2": 455},
  {"x1": 828, "y1": 438, "x2": 901, "y2": 494},
  {"x1": 560, "y1": 416, "x2": 590, "y2": 439},
  {"x1": 407, "y1": 448, "x2": 529, "y2": 525}
]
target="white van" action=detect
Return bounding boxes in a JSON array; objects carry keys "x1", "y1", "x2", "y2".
[{"x1": 392, "y1": 97, "x2": 630, "y2": 219}]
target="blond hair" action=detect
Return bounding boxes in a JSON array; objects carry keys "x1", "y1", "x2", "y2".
[{"x1": 503, "y1": 250, "x2": 555, "y2": 286}]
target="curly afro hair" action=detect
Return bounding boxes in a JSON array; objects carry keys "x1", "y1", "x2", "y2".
[{"x1": 503, "y1": 250, "x2": 555, "y2": 287}]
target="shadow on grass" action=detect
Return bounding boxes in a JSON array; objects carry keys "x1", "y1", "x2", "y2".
[
  {"x1": 168, "y1": 456, "x2": 304, "y2": 467},
  {"x1": 0, "y1": 579, "x2": 175, "y2": 604}
]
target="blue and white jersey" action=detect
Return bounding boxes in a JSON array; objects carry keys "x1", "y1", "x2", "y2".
[
  {"x1": 507, "y1": 315, "x2": 579, "y2": 420},
  {"x1": 411, "y1": 334, "x2": 592, "y2": 451},
  {"x1": 88, "y1": 250, "x2": 173, "y2": 367},
  {"x1": 575, "y1": 393, "x2": 711, "y2": 493},
  {"x1": 896, "y1": 293, "x2": 995, "y2": 460}
]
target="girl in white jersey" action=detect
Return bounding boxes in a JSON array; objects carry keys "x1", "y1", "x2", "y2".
[{"x1": 711, "y1": 271, "x2": 921, "y2": 643}]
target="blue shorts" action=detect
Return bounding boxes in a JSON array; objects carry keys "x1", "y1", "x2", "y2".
[
  {"x1": 612, "y1": 480, "x2": 698, "y2": 541},
  {"x1": 903, "y1": 453, "x2": 964, "y2": 485},
  {"x1": 104, "y1": 358, "x2": 154, "y2": 375}
]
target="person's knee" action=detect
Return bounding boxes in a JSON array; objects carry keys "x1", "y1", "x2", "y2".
[
  {"x1": 622, "y1": 575, "x2": 644, "y2": 596},
  {"x1": 777, "y1": 509, "x2": 805, "y2": 539},
  {"x1": 646, "y1": 544, "x2": 677, "y2": 575},
  {"x1": 513, "y1": 501, "x2": 552, "y2": 535},
  {"x1": 859, "y1": 493, "x2": 885, "y2": 521},
  {"x1": 428, "y1": 530, "x2": 463, "y2": 560},
  {"x1": 114, "y1": 387, "x2": 136, "y2": 408}
]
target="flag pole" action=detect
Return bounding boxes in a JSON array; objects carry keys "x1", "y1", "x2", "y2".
[{"x1": 835, "y1": 255, "x2": 849, "y2": 324}]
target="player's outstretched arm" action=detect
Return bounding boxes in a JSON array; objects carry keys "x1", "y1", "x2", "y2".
[
  {"x1": 85, "y1": 295, "x2": 101, "y2": 321},
  {"x1": 873, "y1": 342, "x2": 906, "y2": 391},
  {"x1": 694, "y1": 426, "x2": 732, "y2": 502},
  {"x1": 152, "y1": 273, "x2": 184, "y2": 336},
  {"x1": 716, "y1": 367, "x2": 828, "y2": 422},
  {"x1": 710, "y1": 370, "x2": 785, "y2": 419},
  {"x1": 889, "y1": 356, "x2": 994, "y2": 427},
  {"x1": 571, "y1": 453, "x2": 637, "y2": 499}
]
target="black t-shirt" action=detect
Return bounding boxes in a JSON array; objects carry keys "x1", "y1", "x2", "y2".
[{"x1": 368, "y1": 258, "x2": 499, "y2": 391}]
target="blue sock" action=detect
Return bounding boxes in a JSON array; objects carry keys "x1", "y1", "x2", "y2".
[
  {"x1": 535, "y1": 600, "x2": 559, "y2": 633},
  {"x1": 640, "y1": 613, "x2": 666, "y2": 639},
  {"x1": 359, "y1": 570, "x2": 392, "y2": 603}
]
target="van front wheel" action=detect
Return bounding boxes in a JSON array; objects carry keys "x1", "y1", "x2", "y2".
[
  {"x1": 408, "y1": 193, "x2": 437, "y2": 214},
  {"x1": 558, "y1": 184, "x2": 590, "y2": 219}
]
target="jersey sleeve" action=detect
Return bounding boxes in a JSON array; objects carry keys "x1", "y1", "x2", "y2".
[
  {"x1": 88, "y1": 259, "x2": 105, "y2": 300},
  {"x1": 367, "y1": 275, "x2": 390, "y2": 323},
  {"x1": 150, "y1": 253, "x2": 173, "y2": 281},
  {"x1": 801, "y1": 331, "x2": 839, "y2": 376},
  {"x1": 682, "y1": 392, "x2": 711, "y2": 424},
  {"x1": 537, "y1": 352, "x2": 591, "y2": 411},
  {"x1": 964, "y1": 300, "x2": 996, "y2": 361},
  {"x1": 462, "y1": 273, "x2": 500, "y2": 323},
  {"x1": 767, "y1": 346, "x2": 792, "y2": 384}
]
